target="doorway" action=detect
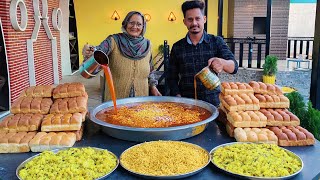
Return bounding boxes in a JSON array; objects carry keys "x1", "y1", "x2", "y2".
[
  {"x1": 0, "y1": 19, "x2": 10, "y2": 114},
  {"x1": 69, "y1": 0, "x2": 79, "y2": 72}
]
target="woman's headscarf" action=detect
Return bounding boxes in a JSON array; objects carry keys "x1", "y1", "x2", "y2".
[
  {"x1": 111, "y1": 11, "x2": 151, "y2": 60},
  {"x1": 121, "y1": 11, "x2": 147, "y2": 36}
]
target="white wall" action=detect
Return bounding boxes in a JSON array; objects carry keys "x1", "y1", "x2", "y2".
[
  {"x1": 60, "y1": 0, "x2": 72, "y2": 76},
  {"x1": 288, "y1": 3, "x2": 316, "y2": 37}
]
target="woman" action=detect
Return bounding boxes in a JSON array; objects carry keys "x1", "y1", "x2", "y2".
[{"x1": 82, "y1": 11, "x2": 161, "y2": 101}]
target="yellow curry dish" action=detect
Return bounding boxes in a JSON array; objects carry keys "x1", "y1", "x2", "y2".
[
  {"x1": 18, "y1": 147, "x2": 118, "y2": 180},
  {"x1": 211, "y1": 143, "x2": 302, "y2": 178}
]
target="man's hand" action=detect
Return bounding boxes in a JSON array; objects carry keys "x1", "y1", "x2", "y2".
[
  {"x1": 208, "y1": 57, "x2": 224, "y2": 74},
  {"x1": 82, "y1": 43, "x2": 94, "y2": 60},
  {"x1": 150, "y1": 86, "x2": 162, "y2": 96}
]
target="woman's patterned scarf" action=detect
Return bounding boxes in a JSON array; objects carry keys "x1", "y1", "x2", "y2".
[{"x1": 112, "y1": 32, "x2": 150, "y2": 60}]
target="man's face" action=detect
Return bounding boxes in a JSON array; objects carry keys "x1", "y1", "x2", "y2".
[{"x1": 183, "y1": 8, "x2": 206, "y2": 34}]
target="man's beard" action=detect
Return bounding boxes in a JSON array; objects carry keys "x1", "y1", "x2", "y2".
[
  {"x1": 189, "y1": 26, "x2": 201, "y2": 34},
  {"x1": 190, "y1": 31, "x2": 200, "y2": 34}
]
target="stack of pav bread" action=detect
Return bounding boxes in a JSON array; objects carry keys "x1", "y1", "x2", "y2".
[
  {"x1": 0, "y1": 82, "x2": 88, "y2": 153},
  {"x1": 219, "y1": 81, "x2": 315, "y2": 146}
]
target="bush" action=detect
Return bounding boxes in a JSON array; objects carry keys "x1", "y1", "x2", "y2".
[{"x1": 286, "y1": 91, "x2": 320, "y2": 140}]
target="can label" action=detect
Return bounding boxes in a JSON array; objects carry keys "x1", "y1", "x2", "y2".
[{"x1": 196, "y1": 67, "x2": 221, "y2": 90}]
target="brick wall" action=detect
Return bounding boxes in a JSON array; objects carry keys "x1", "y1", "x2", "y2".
[
  {"x1": 0, "y1": 0, "x2": 61, "y2": 104},
  {"x1": 270, "y1": 0, "x2": 290, "y2": 60},
  {"x1": 228, "y1": 0, "x2": 289, "y2": 61}
]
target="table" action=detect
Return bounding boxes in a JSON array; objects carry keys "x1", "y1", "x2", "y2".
[
  {"x1": 287, "y1": 59, "x2": 311, "y2": 69},
  {"x1": 1, "y1": 120, "x2": 319, "y2": 180}
]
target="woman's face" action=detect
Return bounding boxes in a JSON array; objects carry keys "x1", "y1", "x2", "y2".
[{"x1": 126, "y1": 14, "x2": 144, "y2": 38}]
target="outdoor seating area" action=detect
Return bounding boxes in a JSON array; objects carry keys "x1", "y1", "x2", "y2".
[
  {"x1": 286, "y1": 54, "x2": 312, "y2": 70},
  {"x1": 287, "y1": 58, "x2": 311, "y2": 69}
]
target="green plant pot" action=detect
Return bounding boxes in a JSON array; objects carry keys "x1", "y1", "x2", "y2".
[{"x1": 262, "y1": 75, "x2": 276, "y2": 84}]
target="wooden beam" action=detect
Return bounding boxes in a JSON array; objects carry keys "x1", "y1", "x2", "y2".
[
  {"x1": 265, "y1": 0, "x2": 272, "y2": 57},
  {"x1": 217, "y1": 0, "x2": 223, "y2": 36},
  {"x1": 204, "y1": 0, "x2": 208, "y2": 31},
  {"x1": 310, "y1": 0, "x2": 320, "y2": 109}
]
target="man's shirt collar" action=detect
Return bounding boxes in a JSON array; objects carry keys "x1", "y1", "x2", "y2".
[{"x1": 186, "y1": 30, "x2": 210, "y2": 45}]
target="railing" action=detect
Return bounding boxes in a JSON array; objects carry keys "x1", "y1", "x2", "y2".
[
  {"x1": 156, "y1": 40, "x2": 170, "y2": 96},
  {"x1": 287, "y1": 37, "x2": 314, "y2": 59},
  {"x1": 155, "y1": 37, "x2": 315, "y2": 95},
  {"x1": 156, "y1": 38, "x2": 266, "y2": 94},
  {"x1": 224, "y1": 37, "x2": 266, "y2": 69}
]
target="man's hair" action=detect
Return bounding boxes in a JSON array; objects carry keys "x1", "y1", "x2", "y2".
[{"x1": 181, "y1": 0, "x2": 206, "y2": 17}]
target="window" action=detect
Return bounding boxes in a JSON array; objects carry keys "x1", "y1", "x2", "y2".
[{"x1": 253, "y1": 17, "x2": 266, "y2": 34}]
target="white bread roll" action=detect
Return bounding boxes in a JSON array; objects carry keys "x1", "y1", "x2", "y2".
[
  {"x1": 41, "y1": 113, "x2": 82, "y2": 132},
  {"x1": 0, "y1": 132, "x2": 36, "y2": 153},
  {"x1": 29, "y1": 132, "x2": 76, "y2": 152}
]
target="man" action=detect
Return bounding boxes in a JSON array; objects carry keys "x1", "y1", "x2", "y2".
[{"x1": 167, "y1": 0, "x2": 238, "y2": 106}]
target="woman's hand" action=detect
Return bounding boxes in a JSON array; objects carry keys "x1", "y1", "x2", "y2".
[
  {"x1": 82, "y1": 43, "x2": 94, "y2": 60},
  {"x1": 150, "y1": 86, "x2": 162, "y2": 96}
]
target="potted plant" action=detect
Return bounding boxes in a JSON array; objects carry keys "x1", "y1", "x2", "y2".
[{"x1": 262, "y1": 55, "x2": 278, "y2": 84}]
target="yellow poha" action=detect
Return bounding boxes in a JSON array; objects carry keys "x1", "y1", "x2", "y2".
[
  {"x1": 19, "y1": 147, "x2": 118, "y2": 180},
  {"x1": 120, "y1": 141, "x2": 209, "y2": 176},
  {"x1": 212, "y1": 143, "x2": 302, "y2": 177}
]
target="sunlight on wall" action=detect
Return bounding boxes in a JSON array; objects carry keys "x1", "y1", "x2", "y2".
[{"x1": 74, "y1": 0, "x2": 228, "y2": 63}]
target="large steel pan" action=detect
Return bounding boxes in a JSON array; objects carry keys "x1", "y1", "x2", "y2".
[{"x1": 89, "y1": 96, "x2": 219, "y2": 142}]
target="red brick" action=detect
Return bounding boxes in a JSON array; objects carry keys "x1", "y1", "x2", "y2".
[{"x1": 1, "y1": 0, "x2": 61, "y2": 102}]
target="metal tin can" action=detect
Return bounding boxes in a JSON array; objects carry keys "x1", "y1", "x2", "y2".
[
  {"x1": 195, "y1": 66, "x2": 220, "y2": 90},
  {"x1": 79, "y1": 50, "x2": 109, "y2": 79}
]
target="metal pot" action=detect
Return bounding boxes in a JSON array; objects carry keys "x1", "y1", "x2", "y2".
[
  {"x1": 79, "y1": 50, "x2": 109, "y2": 79},
  {"x1": 89, "y1": 96, "x2": 219, "y2": 142},
  {"x1": 195, "y1": 66, "x2": 221, "y2": 90}
]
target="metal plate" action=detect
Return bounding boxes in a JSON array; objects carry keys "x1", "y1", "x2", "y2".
[
  {"x1": 16, "y1": 147, "x2": 119, "y2": 180},
  {"x1": 119, "y1": 141, "x2": 211, "y2": 179},
  {"x1": 210, "y1": 142, "x2": 304, "y2": 180},
  {"x1": 89, "y1": 96, "x2": 218, "y2": 142}
]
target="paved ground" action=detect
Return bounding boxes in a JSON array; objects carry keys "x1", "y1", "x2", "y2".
[{"x1": 237, "y1": 59, "x2": 312, "y2": 70}]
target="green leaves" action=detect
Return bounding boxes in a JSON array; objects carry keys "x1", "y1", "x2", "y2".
[
  {"x1": 158, "y1": 44, "x2": 164, "y2": 55},
  {"x1": 286, "y1": 91, "x2": 305, "y2": 114},
  {"x1": 305, "y1": 102, "x2": 320, "y2": 140},
  {"x1": 263, "y1": 55, "x2": 278, "y2": 76},
  {"x1": 285, "y1": 91, "x2": 320, "y2": 140}
]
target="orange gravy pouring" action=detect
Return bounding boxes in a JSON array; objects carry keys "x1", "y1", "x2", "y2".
[{"x1": 101, "y1": 65, "x2": 117, "y2": 113}]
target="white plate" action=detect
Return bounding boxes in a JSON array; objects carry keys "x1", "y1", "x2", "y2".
[
  {"x1": 16, "y1": 147, "x2": 119, "y2": 180},
  {"x1": 210, "y1": 142, "x2": 303, "y2": 180},
  {"x1": 120, "y1": 141, "x2": 210, "y2": 179}
]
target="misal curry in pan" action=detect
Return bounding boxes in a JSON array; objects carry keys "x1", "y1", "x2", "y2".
[{"x1": 95, "y1": 102, "x2": 212, "y2": 128}]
